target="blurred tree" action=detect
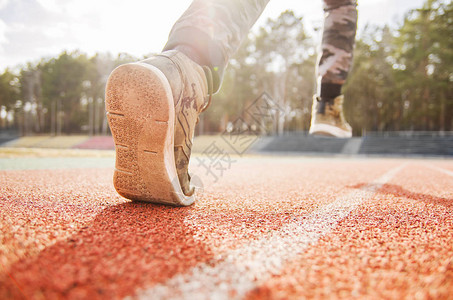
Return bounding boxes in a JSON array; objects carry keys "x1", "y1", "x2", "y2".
[
  {"x1": 206, "y1": 10, "x2": 315, "y2": 134},
  {"x1": 1, "y1": 0, "x2": 450, "y2": 135},
  {"x1": 251, "y1": 10, "x2": 314, "y2": 134},
  {"x1": 344, "y1": 0, "x2": 452, "y2": 134},
  {"x1": 343, "y1": 25, "x2": 399, "y2": 135},
  {"x1": 40, "y1": 51, "x2": 91, "y2": 134},
  {"x1": 0, "y1": 69, "x2": 19, "y2": 109},
  {"x1": 84, "y1": 53, "x2": 114, "y2": 136},
  {"x1": 5, "y1": 51, "x2": 138, "y2": 135},
  {"x1": 19, "y1": 64, "x2": 43, "y2": 134},
  {"x1": 0, "y1": 69, "x2": 20, "y2": 129},
  {"x1": 392, "y1": 0, "x2": 452, "y2": 131}
]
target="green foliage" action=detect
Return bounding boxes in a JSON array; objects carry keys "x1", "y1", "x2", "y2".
[
  {"x1": 344, "y1": 0, "x2": 452, "y2": 133},
  {"x1": 0, "y1": 69, "x2": 19, "y2": 109},
  {"x1": 207, "y1": 10, "x2": 316, "y2": 134},
  {"x1": 1, "y1": 51, "x2": 136, "y2": 134},
  {"x1": 1, "y1": 0, "x2": 451, "y2": 135}
]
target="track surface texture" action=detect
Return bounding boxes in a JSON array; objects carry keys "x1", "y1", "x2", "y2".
[{"x1": 1, "y1": 153, "x2": 452, "y2": 300}]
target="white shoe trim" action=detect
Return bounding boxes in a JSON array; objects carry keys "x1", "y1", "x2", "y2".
[{"x1": 309, "y1": 123, "x2": 352, "y2": 138}]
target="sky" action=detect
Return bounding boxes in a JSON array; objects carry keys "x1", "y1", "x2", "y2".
[{"x1": 0, "y1": 0, "x2": 426, "y2": 71}]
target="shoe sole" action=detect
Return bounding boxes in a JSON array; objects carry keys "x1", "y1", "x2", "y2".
[
  {"x1": 309, "y1": 123, "x2": 352, "y2": 138},
  {"x1": 105, "y1": 63, "x2": 195, "y2": 206}
]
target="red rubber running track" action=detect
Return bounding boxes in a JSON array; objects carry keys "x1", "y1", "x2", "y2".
[{"x1": 1, "y1": 156, "x2": 452, "y2": 299}]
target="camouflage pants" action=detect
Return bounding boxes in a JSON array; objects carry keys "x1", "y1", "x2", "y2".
[{"x1": 164, "y1": 0, "x2": 358, "y2": 92}]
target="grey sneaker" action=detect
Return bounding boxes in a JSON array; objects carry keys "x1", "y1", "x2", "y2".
[
  {"x1": 309, "y1": 95, "x2": 352, "y2": 138},
  {"x1": 105, "y1": 50, "x2": 212, "y2": 206}
]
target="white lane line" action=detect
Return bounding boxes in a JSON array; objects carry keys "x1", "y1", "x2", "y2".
[
  {"x1": 426, "y1": 164, "x2": 453, "y2": 177},
  {"x1": 132, "y1": 165, "x2": 405, "y2": 300}
]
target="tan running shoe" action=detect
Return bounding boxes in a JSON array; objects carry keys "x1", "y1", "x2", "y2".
[
  {"x1": 105, "y1": 50, "x2": 212, "y2": 206},
  {"x1": 309, "y1": 95, "x2": 352, "y2": 138}
]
